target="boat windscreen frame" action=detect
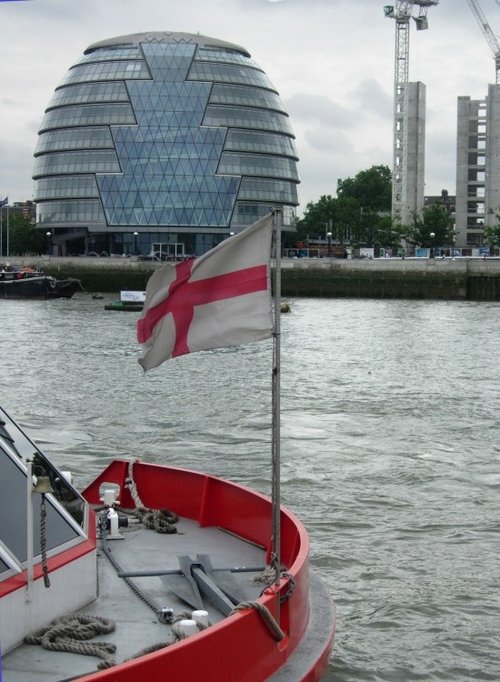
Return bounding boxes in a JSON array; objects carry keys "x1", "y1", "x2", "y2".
[
  {"x1": 0, "y1": 438, "x2": 91, "y2": 581},
  {"x1": 0, "y1": 538, "x2": 23, "y2": 581},
  {"x1": 0, "y1": 406, "x2": 87, "y2": 533}
]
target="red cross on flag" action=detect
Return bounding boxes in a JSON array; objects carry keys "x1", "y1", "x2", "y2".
[{"x1": 137, "y1": 213, "x2": 274, "y2": 370}]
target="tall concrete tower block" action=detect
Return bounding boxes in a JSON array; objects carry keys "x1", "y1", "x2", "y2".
[
  {"x1": 455, "y1": 96, "x2": 485, "y2": 249},
  {"x1": 455, "y1": 85, "x2": 500, "y2": 249},
  {"x1": 404, "y1": 82, "x2": 426, "y2": 226},
  {"x1": 485, "y1": 85, "x2": 500, "y2": 227}
]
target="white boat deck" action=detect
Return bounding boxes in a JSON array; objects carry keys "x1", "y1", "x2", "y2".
[{"x1": 3, "y1": 516, "x2": 267, "y2": 682}]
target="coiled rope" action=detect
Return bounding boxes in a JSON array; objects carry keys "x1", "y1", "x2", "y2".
[
  {"x1": 124, "y1": 460, "x2": 178, "y2": 533},
  {"x1": 252, "y1": 567, "x2": 296, "y2": 604},
  {"x1": 133, "y1": 506, "x2": 178, "y2": 533},
  {"x1": 25, "y1": 614, "x2": 117, "y2": 670}
]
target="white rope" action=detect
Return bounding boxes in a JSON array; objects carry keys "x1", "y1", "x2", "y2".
[
  {"x1": 126, "y1": 460, "x2": 144, "y2": 508},
  {"x1": 25, "y1": 614, "x2": 117, "y2": 669},
  {"x1": 124, "y1": 461, "x2": 178, "y2": 533},
  {"x1": 231, "y1": 601, "x2": 285, "y2": 642}
]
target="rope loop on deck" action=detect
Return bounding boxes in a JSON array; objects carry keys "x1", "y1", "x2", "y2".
[
  {"x1": 231, "y1": 601, "x2": 285, "y2": 642},
  {"x1": 252, "y1": 567, "x2": 296, "y2": 604},
  {"x1": 124, "y1": 460, "x2": 178, "y2": 533},
  {"x1": 25, "y1": 614, "x2": 117, "y2": 669},
  {"x1": 134, "y1": 506, "x2": 178, "y2": 533}
]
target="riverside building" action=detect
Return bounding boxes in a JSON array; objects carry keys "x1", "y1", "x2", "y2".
[
  {"x1": 32, "y1": 32, "x2": 299, "y2": 257},
  {"x1": 455, "y1": 85, "x2": 500, "y2": 251}
]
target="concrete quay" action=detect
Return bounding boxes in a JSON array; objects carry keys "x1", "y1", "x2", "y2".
[
  {"x1": 3, "y1": 255, "x2": 500, "y2": 301},
  {"x1": 280, "y1": 256, "x2": 500, "y2": 301}
]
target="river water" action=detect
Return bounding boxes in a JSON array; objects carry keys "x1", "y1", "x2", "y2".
[{"x1": 1, "y1": 294, "x2": 500, "y2": 681}]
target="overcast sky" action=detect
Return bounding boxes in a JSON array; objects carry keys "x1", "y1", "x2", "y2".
[{"x1": 0, "y1": 0, "x2": 499, "y2": 214}]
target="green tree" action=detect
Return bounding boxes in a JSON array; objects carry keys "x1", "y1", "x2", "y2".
[
  {"x1": 333, "y1": 195, "x2": 361, "y2": 245},
  {"x1": 483, "y1": 211, "x2": 500, "y2": 249},
  {"x1": 370, "y1": 215, "x2": 406, "y2": 251},
  {"x1": 3, "y1": 212, "x2": 45, "y2": 256},
  {"x1": 336, "y1": 165, "x2": 392, "y2": 248},
  {"x1": 295, "y1": 195, "x2": 337, "y2": 242},
  {"x1": 404, "y1": 203, "x2": 454, "y2": 248},
  {"x1": 295, "y1": 165, "x2": 394, "y2": 248},
  {"x1": 336, "y1": 165, "x2": 392, "y2": 212},
  {"x1": 483, "y1": 225, "x2": 500, "y2": 248}
]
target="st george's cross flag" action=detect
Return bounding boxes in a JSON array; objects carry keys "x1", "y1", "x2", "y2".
[{"x1": 137, "y1": 213, "x2": 274, "y2": 371}]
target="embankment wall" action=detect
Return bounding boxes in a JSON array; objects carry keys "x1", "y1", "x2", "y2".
[{"x1": 5, "y1": 256, "x2": 500, "y2": 301}]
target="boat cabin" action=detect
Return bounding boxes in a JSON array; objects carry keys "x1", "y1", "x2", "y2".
[{"x1": 0, "y1": 408, "x2": 96, "y2": 654}]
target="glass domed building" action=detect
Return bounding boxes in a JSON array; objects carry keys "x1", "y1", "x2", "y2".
[{"x1": 33, "y1": 32, "x2": 299, "y2": 257}]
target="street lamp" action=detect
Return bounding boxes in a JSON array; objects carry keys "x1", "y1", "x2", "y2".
[
  {"x1": 429, "y1": 232, "x2": 435, "y2": 259},
  {"x1": 326, "y1": 231, "x2": 332, "y2": 258},
  {"x1": 46, "y1": 231, "x2": 52, "y2": 256},
  {"x1": 450, "y1": 229, "x2": 457, "y2": 257},
  {"x1": 133, "y1": 231, "x2": 139, "y2": 255}
]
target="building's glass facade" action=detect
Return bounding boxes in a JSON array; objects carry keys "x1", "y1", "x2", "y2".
[{"x1": 33, "y1": 32, "x2": 299, "y2": 257}]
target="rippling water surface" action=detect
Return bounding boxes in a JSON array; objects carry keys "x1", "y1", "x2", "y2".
[{"x1": 2, "y1": 294, "x2": 500, "y2": 681}]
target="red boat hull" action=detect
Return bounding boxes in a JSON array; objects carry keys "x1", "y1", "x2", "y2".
[{"x1": 80, "y1": 460, "x2": 335, "y2": 681}]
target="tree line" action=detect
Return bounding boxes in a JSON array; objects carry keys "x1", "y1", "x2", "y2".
[{"x1": 294, "y1": 165, "x2": 460, "y2": 254}]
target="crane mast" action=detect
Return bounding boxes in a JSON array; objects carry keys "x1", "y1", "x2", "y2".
[
  {"x1": 384, "y1": 1, "x2": 438, "y2": 225},
  {"x1": 466, "y1": 0, "x2": 500, "y2": 83}
]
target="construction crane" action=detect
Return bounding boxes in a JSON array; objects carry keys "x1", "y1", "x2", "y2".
[
  {"x1": 384, "y1": 1, "x2": 438, "y2": 225},
  {"x1": 466, "y1": 0, "x2": 500, "y2": 83}
]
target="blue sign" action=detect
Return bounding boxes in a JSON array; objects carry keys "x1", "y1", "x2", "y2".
[{"x1": 415, "y1": 247, "x2": 430, "y2": 258}]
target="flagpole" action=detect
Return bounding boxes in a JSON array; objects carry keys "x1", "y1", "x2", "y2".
[
  {"x1": 6, "y1": 205, "x2": 9, "y2": 258},
  {"x1": 271, "y1": 208, "x2": 282, "y2": 614},
  {"x1": 0, "y1": 197, "x2": 9, "y2": 259}
]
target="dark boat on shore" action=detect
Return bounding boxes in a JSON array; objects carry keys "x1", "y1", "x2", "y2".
[{"x1": 0, "y1": 265, "x2": 82, "y2": 300}]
